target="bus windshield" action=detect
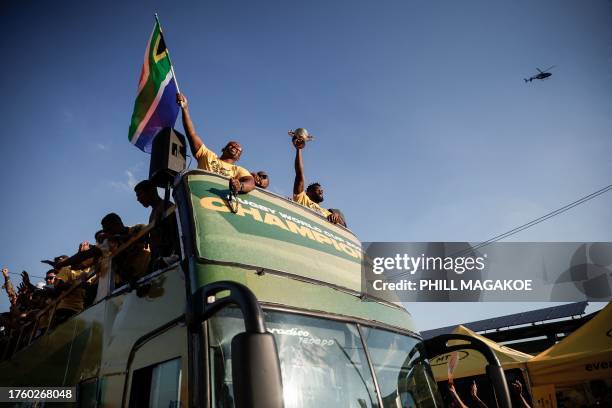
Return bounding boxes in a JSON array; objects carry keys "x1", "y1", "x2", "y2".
[
  {"x1": 361, "y1": 326, "x2": 443, "y2": 407},
  {"x1": 208, "y1": 308, "x2": 442, "y2": 407}
]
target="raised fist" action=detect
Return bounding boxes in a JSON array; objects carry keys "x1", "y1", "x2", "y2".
[
  {"x1": 176, "y1": 93, "x2": 188, "y2": 108},
  {"x1": 292, "y1": 135, "x2": 306, "y2": 149}
]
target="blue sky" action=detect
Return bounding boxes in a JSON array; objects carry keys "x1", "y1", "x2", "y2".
[{"x1": 0, "y1": 0, "x2": 610, "y2": 330}]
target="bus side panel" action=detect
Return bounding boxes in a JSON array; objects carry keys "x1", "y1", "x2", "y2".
[
  {"x1": 98, "y1": 266, "x2": 186, "y2": 406},
  {"x1": 0, "y1": 302, "x2": 105, "y2": 387}
]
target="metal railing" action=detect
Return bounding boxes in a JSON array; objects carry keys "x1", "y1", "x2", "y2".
[{"x1": 0, "y1": 206, "x2": 177, "y2": 359}]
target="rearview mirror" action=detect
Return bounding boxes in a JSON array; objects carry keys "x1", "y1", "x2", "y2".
[
  {"x1": 425, "y1": 334, "x2": 512, "y2": 408},
  {"x1": 232, "y1": 332, "x2": 284, "y2": 408},
  {"x1": 189, "y1": 281, "x2": 286, "y2": 408}
]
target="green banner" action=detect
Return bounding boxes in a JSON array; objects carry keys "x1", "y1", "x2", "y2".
[{"x1": 188, "y1": 174, "x2": 362, "y2": 291}]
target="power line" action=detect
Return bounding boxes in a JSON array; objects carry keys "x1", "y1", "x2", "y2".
[
  {"x1": 385, "y1": 183, "x2": 612, "y2": 281},
  {"x1": 6, "y1": 271, "x2": 46, "y2": 280},
  {"x1": 462, "y1": 183, "x2": 612, "y2": 254}
]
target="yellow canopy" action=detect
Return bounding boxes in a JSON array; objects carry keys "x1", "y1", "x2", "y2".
[
  {"x1": 527, "y1": 302, "x2": 612, "y2": 388},
  {"x1": 430, "y1": 325, "x2": 532, "y2": 381}
]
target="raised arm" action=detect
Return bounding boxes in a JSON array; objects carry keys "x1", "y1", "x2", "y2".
[
  {"x1": 470, "y1": 381, "x2": 489, "y2": 408},
  {"x1": 1, "y1": 267, "x2": 17, "y2": 306},
  {"x1": 177, "y1": 93, "x2": 203, "y2": 155},
  {"x1": 448, "y1": 384, "x2": 469, "y2": 408},
  {"x1": 55, "y1": 247, "x2": 102, "y2": 269},
  {"x1": 511, "y1": 380, "x2": 532, "y2": 408},
  {"x1": 293, "y1": 139, "x2": 305, "y2": 196}
]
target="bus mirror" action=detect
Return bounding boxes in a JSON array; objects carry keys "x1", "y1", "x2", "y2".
[
  {"x1": 231, "y1": 332, "x2": 284, "y2": 408},
  {"x1": 425, "y1": 334, "x2": 512, "y2": 408},
  {"x1": 486, "y1": 364, "x2": 512, "y2": 408}
]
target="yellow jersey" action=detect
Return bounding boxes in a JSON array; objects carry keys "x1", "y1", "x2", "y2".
[
  {"x1": 55, "y1": 267, "x2": 87, "y2": 313},
  {"x1": 195, "y1": 145, "x2": 250, "y2": 179},
  {"x1": 293, "y1": 192, "x2": 331, "y2": 217}
]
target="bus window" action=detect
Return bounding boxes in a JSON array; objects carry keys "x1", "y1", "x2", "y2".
[
  {"x1": 208, "y1": 307, "x2": 379, "y2": 408},
  {"x1": 129, "y1": 358, "x2": 181, "y2": 408},
  {"x1": 361, "y1": 327, "x2": 443, "y2": 408}
]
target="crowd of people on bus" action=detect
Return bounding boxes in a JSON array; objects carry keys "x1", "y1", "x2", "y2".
[
  {"x1": 0, "y1": 179, "x2": 179, "y2": 352},
  {"x1": 0, "y1": 92, "x2": 348, "y2": 353}
]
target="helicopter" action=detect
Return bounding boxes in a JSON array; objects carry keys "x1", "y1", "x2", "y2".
[{"x1": 524, "y1": 66, "x2": 555, "y2": 82}]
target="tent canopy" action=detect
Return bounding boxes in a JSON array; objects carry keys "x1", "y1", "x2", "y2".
[
  {"x1": 430, "y1": 325, "x2": 532, "y2": 381},
  {"x1": 527, "y1": 302, "x2": 612, "y2": 387}
]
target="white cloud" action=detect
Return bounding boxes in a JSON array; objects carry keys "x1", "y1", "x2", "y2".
[
  {"x1": 95, "y1": 143, "x2": 110, "y2": 151},
  {"x1": 61, "y1": 108, "x2": 74, "y2": 123},
  {"x1": 126, "y1": 170, "x2": 137, "y2": 189},
  {"x1": 109, "y1": 169, "x2": 140, "y2": 192}
]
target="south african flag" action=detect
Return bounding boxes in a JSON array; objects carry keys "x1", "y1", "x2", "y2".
[{"x1": 128, "y1": 20, "x2": 179, "y2": 153}]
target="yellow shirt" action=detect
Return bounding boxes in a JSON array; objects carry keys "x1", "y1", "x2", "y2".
[
  {"x1": 55, "y1": 267, "x2": 87, "y2": 313},
  {"x1": 293, "y1": 191, "x2": 331, "y2": 217},
  {"x1": 195, "y1": 145, "x2": 250, "y2": 179}
]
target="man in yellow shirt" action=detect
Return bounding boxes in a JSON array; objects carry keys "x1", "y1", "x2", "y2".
[
  {"x1": 53, "y1": 266, "x2": 88, "y2": 326},
  {"x1": 291, "y1": 136, "x2": 346, "y2": 226},
  {"x1": 176, "y1": 93, "x2": 255, "y2": 194}
]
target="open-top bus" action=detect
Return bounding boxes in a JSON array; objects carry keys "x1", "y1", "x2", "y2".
[{"x1": 0, "y1": 170, "x2": 512, "y2": 407}]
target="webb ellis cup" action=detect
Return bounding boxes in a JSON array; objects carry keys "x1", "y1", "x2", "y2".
[{"x1": 289, "y1": 128, "x2": 314, "y2": 147}]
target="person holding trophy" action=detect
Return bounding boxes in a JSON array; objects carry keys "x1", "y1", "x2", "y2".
[{"x1": 291, "y1": 128, "x2": 346, "y2": 227}]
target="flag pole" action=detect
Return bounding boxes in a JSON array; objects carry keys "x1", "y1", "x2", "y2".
[{"x1": 154, "y1": 13, "x2": 181, "y2": 94}]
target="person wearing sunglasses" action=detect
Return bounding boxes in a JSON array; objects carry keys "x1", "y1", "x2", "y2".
[
  {"x1": 251, "y1": 171, "x2": 269, "y2": 189},
  {"x1": 177, "y1": 93, "x2": 255, "y2": 195},
  {"x1": 44, "y1": 270, "x2": 56, "y2": 286}
]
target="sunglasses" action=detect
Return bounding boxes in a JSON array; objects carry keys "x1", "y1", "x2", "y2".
[
  {"x1": 258, "y1": 174, "x2": 268, "y2": 179},
  {"x1": 226, "y1": 145, "x2": 242, "y2": 153}
]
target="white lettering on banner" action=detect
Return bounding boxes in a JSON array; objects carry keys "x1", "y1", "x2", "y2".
[
  {"x1": 236, "y1": 197, "x2": 277, "y2": 215},
  {"x1": 233, "y1": 196, "x2": 359, "y2": 249},
  {"x1": 199, "y1": 196, "x2": 362, "y2": 259},
  {"x1": 278, "y1": 212, "x2": 323, "y2": 233}
]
